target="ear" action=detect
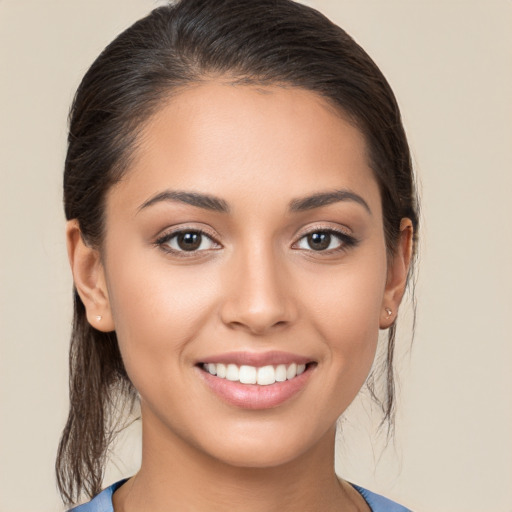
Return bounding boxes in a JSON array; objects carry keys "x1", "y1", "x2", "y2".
[
  {"x1": 66, "y1": 220, "x2": 115, "y2": 332},
  {"x1": 380, "y1": 218, "x2": 414, "y2": 329}
]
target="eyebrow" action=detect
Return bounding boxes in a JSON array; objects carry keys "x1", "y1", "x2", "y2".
[
  {"x1": 289, "y1": 189, "x2": 372, "y2": 214},
  {"x1": 138, "y1": 190, "x2": 230, "y2": 213},
  {"x1": 138, "y1": 188, "x2": 371, "y2": 216}
]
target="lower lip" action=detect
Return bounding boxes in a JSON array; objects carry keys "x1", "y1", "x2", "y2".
[{"x1": 197, "y1": 365, "x2": 314, "y2": 410}]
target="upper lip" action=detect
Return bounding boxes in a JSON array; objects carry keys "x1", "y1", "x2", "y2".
[{"x1": 198, "y1": 351, "x2": 313, "y2": 367}]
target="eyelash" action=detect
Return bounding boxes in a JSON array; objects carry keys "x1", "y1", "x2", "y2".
[
  {"x1": 293, "y1": 228, "x2": 358, "y2": 254},
  {"x1": 154, "y1": 227, "x2": 358, "y2": 257},
  {"x1": 154, "y1": 228, "x2": 221, "y2": 257}
]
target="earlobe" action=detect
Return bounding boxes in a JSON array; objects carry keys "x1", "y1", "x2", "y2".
[
  {"x1": 66, "y1": 220, "x2": 115, "y2": 332},
  {"x1": 380, "y1": 218, "x2": 414, "y2": 329}
]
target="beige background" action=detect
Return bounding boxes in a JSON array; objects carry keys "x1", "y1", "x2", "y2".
[{"x1": 1, "y1": 1, "x2": 511, "y2": 511}]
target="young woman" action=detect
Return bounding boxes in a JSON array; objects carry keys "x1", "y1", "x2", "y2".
[{"x1": 57, "y1": 0, "x2": 418, "y2": 510}]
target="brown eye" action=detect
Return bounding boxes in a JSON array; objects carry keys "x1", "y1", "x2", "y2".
[
  {"x1": 158, "y1": 230, "x2": 219, "y2": 253},
  {"x1": 176, "y1": 232, "x2": 202, "y2": 251},
  {"x1": 294, "y1": 229, "x2": 357, "y2": 253},
  {"x1": 306, "y1": 232, "x2": 332, "y2": 251}
]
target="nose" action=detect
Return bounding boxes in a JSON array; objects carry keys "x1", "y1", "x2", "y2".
[{"x1": 219, "y1": 244, "x2": 297, "y2": 335}]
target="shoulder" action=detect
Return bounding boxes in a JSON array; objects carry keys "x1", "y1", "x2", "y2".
[
  {"x1": 68, "y1": 480, "x2": 127, "y2": 512},
  {"x1": 68, "y1": 479, "x2": 412, "y2": 512},
  {"x1": 352, "y1": 484, "x2": 413, "y2": 512}
]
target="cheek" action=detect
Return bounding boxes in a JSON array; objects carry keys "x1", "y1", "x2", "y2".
[
  {"x1": 301, "y1": 251, "x2": 388, "y2": 387},
  {"x1": 305, "y1": 256, "x2": 387, "y2": 335},
  {"x1": 104, "y1": 253, "x2": 220, "y2": 378}
]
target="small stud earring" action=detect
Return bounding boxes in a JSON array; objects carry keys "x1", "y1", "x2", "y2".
[
  {"x1": 95, "y1": 315, "x2": 102, "y2": 321},
  {"x1": 385, "y1": 307, "x2": 393, "y2": 318}
]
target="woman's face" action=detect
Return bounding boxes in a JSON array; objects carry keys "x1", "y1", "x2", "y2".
[{"x1": 98, "y1": 83, "x2": 396, "y2": 468}]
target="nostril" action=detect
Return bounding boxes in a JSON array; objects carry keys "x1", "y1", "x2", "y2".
[
  {"x1": 224, "y1": 317, "x2": 290, "y2": 335},
  {"x1": 219, "y1": 271, "x2": 298, "y2": 334}
]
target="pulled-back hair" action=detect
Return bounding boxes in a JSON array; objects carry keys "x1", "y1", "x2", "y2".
[{"x1": 57, "y1": 0, "x2": 419, "y2": 504}]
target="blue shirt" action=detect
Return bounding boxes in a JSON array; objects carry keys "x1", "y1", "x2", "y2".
[{"x1": 69, "y1": 479, "x2": 412, "y2": 511}]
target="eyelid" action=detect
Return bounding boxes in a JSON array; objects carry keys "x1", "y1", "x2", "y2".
[
  {"x1": 154, "y1": 224, "x2": 222, "y2": 255},
  {"x1": 291, "y1": 224, "x2": 358, "y2": 252},
  {"x1": 295, "y1": 222, "x2": 353, "y2": 238},
  {"x1": 293, "y1": 222, "x2": 354, "y2": 242}
]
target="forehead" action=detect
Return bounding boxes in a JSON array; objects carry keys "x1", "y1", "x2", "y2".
[{"x1": 110, "y1": 82, "x2": 380, "y2": 216}]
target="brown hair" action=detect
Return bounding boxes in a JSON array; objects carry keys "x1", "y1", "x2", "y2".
[{"x1": 57, "y1": 0, "x2": 419, "y2": 504}]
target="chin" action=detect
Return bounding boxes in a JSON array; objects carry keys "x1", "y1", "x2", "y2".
[
  {"x1": 207, "y1": 442, "x2": 309, "y2": 470},
  {"x1": 192, "y1": 419, "x2": 334, "y2": 471}
]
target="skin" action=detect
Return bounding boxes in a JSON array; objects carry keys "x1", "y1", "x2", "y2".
[{"x1": 67, "y1": 82, "x2": 413, "y2": 512}]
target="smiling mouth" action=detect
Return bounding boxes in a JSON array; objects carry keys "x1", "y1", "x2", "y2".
[
  {"x1": 200, "y1": 362, "x2": 315, "y2": 386},
  {"x1": 197, "y1": 356, "x2": 317, "y2": 409}
]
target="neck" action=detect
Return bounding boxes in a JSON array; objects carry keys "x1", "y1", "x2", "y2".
[{"x1": 114, "y1": 408, "x2": 366, "y2": 512}]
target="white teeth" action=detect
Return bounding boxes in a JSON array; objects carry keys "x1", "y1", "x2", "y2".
[
  {"x1": 275, "y1": 364, "x2": 287, "y2": 382},
  {"x1": 239, "y1": 365, "x2": 257, "y2": 384},
  {"x1": 226, "y1": 364, "x2": 239, "y2": 381},
  {"x1": 202, "y1": 362, "x2": 308, "y2": 385},
  {"x1": 286, "y1": 363, "x2": 297, "y2": 380},
  {"x1": 216, "y1": 363, "x2": 227, "y2": 378},
  {"x1": 257, "y1": 365, "x2": 275, "y2": 385}
]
